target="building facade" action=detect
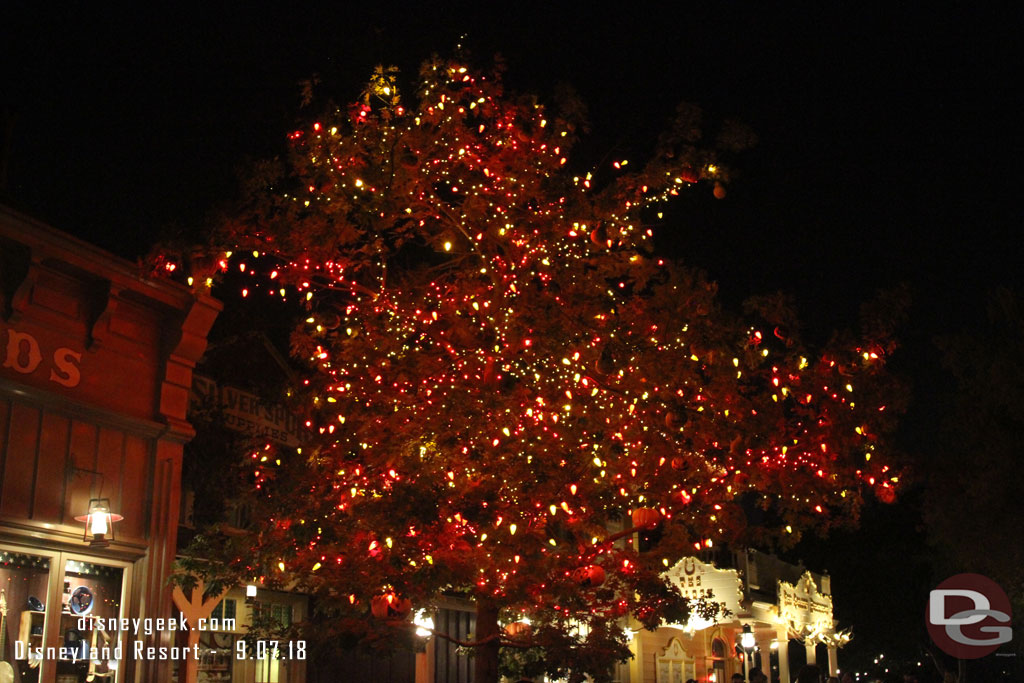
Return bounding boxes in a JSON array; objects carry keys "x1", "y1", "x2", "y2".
[
  {"x1": 0, "y1": 206, "x2": 220, "y2": 682},
  {"x1": 627, "y1": 549, "x2": 845, "y2": 683}
]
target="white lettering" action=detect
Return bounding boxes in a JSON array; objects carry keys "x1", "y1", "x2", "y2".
[
  {"x1": 197, "y1": 617, "x2": 236, "y2": 632},
  {"x1": 133, "y1": 641, "x2": 201, "y2": 660}
]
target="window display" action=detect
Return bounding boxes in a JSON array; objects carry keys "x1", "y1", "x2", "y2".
[
  {"x1": 0, "y1": 548, "x2": 130, "y2": 683},
  {"x1": 1, "y1": 548, "x2": 52, "y2": 683},
  {"x1": 56, "y1": 558, "x2": 125, "y2": 682},
  {"x1": 0, "y1": 549, "x2": 51, "y2": 683}
]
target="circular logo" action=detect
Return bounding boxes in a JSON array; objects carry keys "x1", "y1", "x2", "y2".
[{"x1": 926, "y1": 573, "x2": 1013, "y2": 659}]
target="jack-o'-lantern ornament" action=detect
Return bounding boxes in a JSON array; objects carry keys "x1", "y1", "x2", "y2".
[
  {"x1": 571, "y1": 564, "x2": 606, "y2": 588},
  {"x1": 371, "y1": 592, "x2": 412, "y2": 619},
  {"x1": 504, "y1": 621, "x2": 532, "y2": 637},
  {"x1": 678, "y1": 167, "x2": 700, "y2": 184},
  {"x1": 631, "y1": 507, "x2": 661, "y2": 530}
]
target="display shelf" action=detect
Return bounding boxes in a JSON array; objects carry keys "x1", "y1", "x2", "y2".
[{"x1": 17, "y1": 611, "x2": 45, "y2": 650}]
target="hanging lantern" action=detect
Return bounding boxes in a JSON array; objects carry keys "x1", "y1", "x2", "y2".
[
  {"x1": 73, "y1": 498, "x2": 123, "y2": 548},
  {"x1": 739, "y1": 623, "x2": 755, "y2": 649},
  {"x1": 571, "y1": 564, "x2": 606, "y2": 588},
  {"x1": 631, "y1": 507, "x2": 661, "y2": 530}
]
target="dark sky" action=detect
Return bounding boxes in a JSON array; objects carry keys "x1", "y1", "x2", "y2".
[
  {"x1": 3, "y1": 3, "x2": 1022, "y2": 676},
  {"x1": 5, "y1": 5, "x2": 1021, "y2": 319}
]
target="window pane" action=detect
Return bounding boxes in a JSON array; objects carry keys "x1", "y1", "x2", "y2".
[
  {"x1": 0, "y1": 549, "x2": 51, "y2": 683},
  {"x1": 57, "y1": 558, "x2": 124, "y2": 682}
]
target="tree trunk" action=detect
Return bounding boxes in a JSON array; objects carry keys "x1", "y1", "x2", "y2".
[{"x1": 474, "y1": 597, "x2": 501, "y2": 683}]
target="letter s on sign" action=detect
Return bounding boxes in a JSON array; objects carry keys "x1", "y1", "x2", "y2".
[{"x1": 50, "y1": 348, "x2": 82, "y2": 387}]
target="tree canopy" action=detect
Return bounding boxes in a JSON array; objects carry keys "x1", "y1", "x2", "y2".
[{"x1": 173, "y1": 55, "x2": 904, "y2": 682}]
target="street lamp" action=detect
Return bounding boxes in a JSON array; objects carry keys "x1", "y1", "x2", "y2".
[{"x1": 739, "y1": 624, "x2": 755, "y2": 682}]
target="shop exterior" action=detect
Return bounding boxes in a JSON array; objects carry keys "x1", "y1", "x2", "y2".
[
  {"x1": 171, "y1": 585, "x2": 308, "y2": 683},
  {"x1": 402, "y1": 550, "x2": 844, "y2": 683},
  {"x1": 626, "y1": 549, "x2": 845, "y2": 683},
  {"x1": 182, "y1": 374, "x2": 310, "y2": 683},
  {"x1": 0, "y1": 206, "x2": 220, "y2": 682}
]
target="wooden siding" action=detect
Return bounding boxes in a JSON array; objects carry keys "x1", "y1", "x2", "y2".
[
  {"x1": 433, "y1": 607, "x2": 474, "y2": 683},
  {"x1": 0, "y1": 395, "x2": 151, "y2": 541}
]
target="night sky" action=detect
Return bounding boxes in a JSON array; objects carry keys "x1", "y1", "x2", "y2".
[{"x1": 3, "y1": 3, "x2": 1021, "y2": 677}]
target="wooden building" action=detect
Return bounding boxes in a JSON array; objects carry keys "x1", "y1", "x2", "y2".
[{"x1": 0, "y1": 206, "x2": 220, "y2": 682}]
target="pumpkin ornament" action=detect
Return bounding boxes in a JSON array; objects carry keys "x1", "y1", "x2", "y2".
[
  {"x1": 876, "y1": 484, "x2": 897, "y2": 504},
  {"x1": 371, "y1": 592, "x2": 413, "y2": 619},
  {"x1": 571, "y1": 564, "x2": 606, "y2": 588},
  {"x1": 399, "y1": 152, "x2": 419, "y2": 170},
  {"x1": 678, "y1": 166, "x2": 700, "y2": 184},
  {"x1": 504, "y1": 621, "x2": 532, "y2": 638},
  {"x1": 631, "y1": 507, "x2": 661, "y2": 530}
]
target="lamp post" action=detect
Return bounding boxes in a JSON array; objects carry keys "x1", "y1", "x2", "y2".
[{"x1": 740, "y1": 624, "x2": 755, "y2": 682}]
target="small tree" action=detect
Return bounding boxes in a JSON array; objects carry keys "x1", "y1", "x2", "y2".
[{"x1": 185, "y1": 56, "x2": 903, "y2": 682}]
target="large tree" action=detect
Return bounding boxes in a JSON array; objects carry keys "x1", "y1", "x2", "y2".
[{"x1": 181, "y1": 56, "x2": 903, "y2": 682}]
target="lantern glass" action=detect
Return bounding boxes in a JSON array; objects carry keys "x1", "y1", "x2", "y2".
[
  {"x1": 413, "y1": 609, "x2": 434, "y2": 637},
  {"x1": 90, "y1": 506, "x2": 109, "y2": 535},
  {"x1": 74, "y1": 498, "x2": 123, "y2": 547},
  {"x1": 740, "y1": 624, "x2": 755, "y2": 649}
]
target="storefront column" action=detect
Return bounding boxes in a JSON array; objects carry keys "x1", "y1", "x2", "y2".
[
  {"x1": 757, "y1": 638, "x2": 772, "y2": 676},
  {"x1": 804, "y1": 641, "x2": 817, "y2": 666},
  {"x1": 827, "y1": 645, "x2": 838, "y2": 676},
  {"x1": 137, "y1": 440, "x2": 186, "y2": 682},
  {"x1": 627, "y1": 629, "x2": 644, "y2": 683},
  {"x1": 777, "y1": 632, "x2": 790, "y2": 683},
  {"x1": 415, "y1": 650, "x2": 430, "y2": 683}
]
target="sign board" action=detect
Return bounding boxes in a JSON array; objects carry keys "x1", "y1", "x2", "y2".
[
  {"x1": 777, "y1": 571, "x2": 834, "y2": 642},
  {"x1": 191, "y1": 375, "x2": 302, "y2": 448},
  {"x1": 664, "y1": 557, "x2": 743, "y2": 630}
]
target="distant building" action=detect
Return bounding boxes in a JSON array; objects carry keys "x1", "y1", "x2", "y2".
[
  {"x1": 0, "y1": 205, "x2": 219, "y2": 682},
  {"x1": 626, "y1": 548, "x2": 845, "y2": 683}
]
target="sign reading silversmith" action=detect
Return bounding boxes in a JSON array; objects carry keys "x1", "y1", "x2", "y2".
[{"x1": 191, "y1": 375, "x2": 303, "y2": 447}]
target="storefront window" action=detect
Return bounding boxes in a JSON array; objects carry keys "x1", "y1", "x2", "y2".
[
  {"x1": 1, "y1": 547, "x2": 130, "y2": 683},
  {"x1": 198, "y1": 631, "x2": 234, "y2": 682},
  {"x1": 0, "y1": 549, "x2": 52, "y2": 683},
  {"x1": 56, "y1": 557, "x2": 125, "y2": 682}
]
